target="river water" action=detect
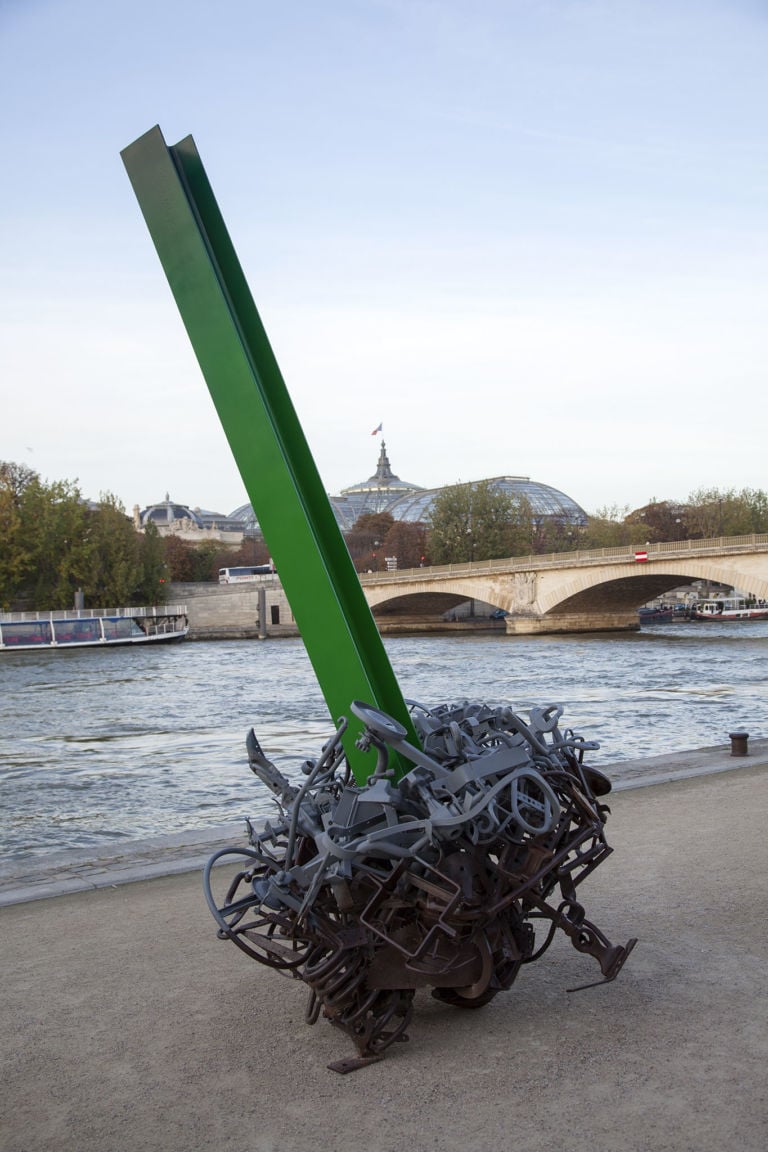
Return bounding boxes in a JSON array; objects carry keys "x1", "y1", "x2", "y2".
[{"x1": 2, "y1": 622, "x2": 767, "y2": 862}]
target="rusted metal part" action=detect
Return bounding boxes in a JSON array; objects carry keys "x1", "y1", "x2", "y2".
[{"x1": 204, "y1": 699, "x2": 637, "y2": 1070}]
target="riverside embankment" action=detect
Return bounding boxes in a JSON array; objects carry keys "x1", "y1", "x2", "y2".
[
  {"x1": 3, "y1": 626, "x2": 767, "y2": 862},
  {"x1": 1, "y1": 753, "x2": 766, "y2": 1152}
]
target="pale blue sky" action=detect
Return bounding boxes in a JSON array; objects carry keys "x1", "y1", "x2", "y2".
[{"x1": 1, "y1": 0, "x2": 767, "y2": 517}]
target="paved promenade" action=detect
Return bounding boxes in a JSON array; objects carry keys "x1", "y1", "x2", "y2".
[{"x1": 1, "y1": 747, "x2": 767, "y2": 1151}]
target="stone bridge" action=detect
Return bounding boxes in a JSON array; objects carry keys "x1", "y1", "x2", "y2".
[{"x1": 359, "y1": 534, "x2": 768, "y2": 634}]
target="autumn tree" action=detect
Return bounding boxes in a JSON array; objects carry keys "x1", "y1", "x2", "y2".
[
  {"x1": 163, "y1": 534, "x2": 197, "y2": 582},
  {"x1": 225, "y1": 537, "x2": 272, "y2": 568},
  {"x1": 380, "y1": 520, "x2": 428, "y2": 570},
  {"x1": 346, "y1": 512, "x2": 395, "y2": 571},
  {"x1": 622, "y1": 500, "x2": 687, "y2": 544}
]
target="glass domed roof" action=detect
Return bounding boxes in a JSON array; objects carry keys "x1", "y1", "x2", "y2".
[
  {"x1": 387, "y1": 477, "x2": 587, "y2": 526},
  {"x1": 228, "y1": 447, "x2": 587, "y2": 533}
]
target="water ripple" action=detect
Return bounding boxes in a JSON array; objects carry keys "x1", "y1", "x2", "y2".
[{"x1": 2, "y1": 623, "x2": 767, "y2": 861}]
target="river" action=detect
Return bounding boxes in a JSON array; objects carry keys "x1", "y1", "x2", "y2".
[{"x1": 1, "y1": 622, "x2": 767, "y2": 862}]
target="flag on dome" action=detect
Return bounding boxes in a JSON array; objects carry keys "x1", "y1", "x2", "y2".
[{"x1": 371, "y1": 422, "x2": 383, "y2": 436}]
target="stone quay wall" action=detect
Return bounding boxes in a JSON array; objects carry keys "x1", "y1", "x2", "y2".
[{"x1": 170, "y1": 581, "x2": 298, "y2": 640}]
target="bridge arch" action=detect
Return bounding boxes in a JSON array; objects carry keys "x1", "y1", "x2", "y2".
[
  {"x1": 360, "y1": 536, "x2": 768, "y2": 634},
  {"x1": 538, "y1": 560, "x2": 768, "y2": 616}
]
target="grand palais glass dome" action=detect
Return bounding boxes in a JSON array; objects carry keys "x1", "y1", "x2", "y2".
[{"x1": 229, "y1": 442, "x2": 588, "y2": 534}]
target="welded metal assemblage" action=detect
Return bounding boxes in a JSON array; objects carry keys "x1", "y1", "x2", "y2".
[
  {"x1": 122, "y1": 126, "x2": 636, "y2": 1073},
  {"x1": 204, "y1": 699, "x2": 637, "y2": 1073}
]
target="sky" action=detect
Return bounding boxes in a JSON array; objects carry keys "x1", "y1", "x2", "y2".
[{"x1": 1, "y1": 0, "x2": 767, "y2": 519}]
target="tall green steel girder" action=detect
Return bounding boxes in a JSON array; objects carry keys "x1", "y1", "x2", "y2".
[{"x1": 121, "y1": 125, "x2": 419, "y2": 780}]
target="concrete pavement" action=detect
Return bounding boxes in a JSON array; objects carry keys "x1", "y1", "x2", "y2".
[{"x1": 1, "y1": 751, "x2": 767, "y2": 1151}]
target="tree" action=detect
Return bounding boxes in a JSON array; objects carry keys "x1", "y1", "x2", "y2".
[
  {"x1": 226, "y1": 537, "x2": 272, "y2": 568},
  {"x1": 188, "y1": 539, "x2": 229, "y2": 582},
  {"x1": 346, "y1": 512, "x2": 395, "y2": 571},
  {"x1": 624, "y1": 500, "x2": 687, "y2": 544},
  {"x1": 580, "y1": 505, "x2": 635, "y2": 550},
  {"x1": 19, "y1": 474, "x2": 91, "y2": 608},
  {"x1": 163, "y1": 534, "x2": 197, "y2": 582},
  {"x1": 0, "y1": 463, "x2": 34, "y2": 608},
  {"x1": 136, "y1": 520, "x2": 169, "y2": 604},
  {"x1": 0, "y1": 460, "x2": 37, "y2": 501},
  {"x1": 426, "y1": 481, "x2": 531, "y2": 564},
  {"x1": 380, "y1": 520, "x2": 428, "y2": 570},
  {"x1": 684, "y1": 487, "x2": 768, "y2": 538},
  {"x1": 1, "y1": 461, "x2": 95, "y2": 608},
  {"x1": 81, "y1": 494, "x2": 143, "y2": 606}
]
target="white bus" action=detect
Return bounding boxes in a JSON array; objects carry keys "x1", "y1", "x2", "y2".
[{"x1": 218, "y1": 565, "x2": 274, "y2": 584}]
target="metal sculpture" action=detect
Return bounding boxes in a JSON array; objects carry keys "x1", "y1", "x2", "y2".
[
  {"x1": 123, "y1": 126, "x2": 636, "y2": 1072},
  {"x1": 121, "y1": 125, "x2": 418, "y2": 780},
  {"x1": 204, "y1": 698, "x2": 636, "y2": 1072}
]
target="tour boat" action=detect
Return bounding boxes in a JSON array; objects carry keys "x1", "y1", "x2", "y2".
[
  {"x1": 0, "y1": 605, "x2": 189, "y2": 650},
  {"x1": 688, "y1": 597, "x2": 768, "y2": 621}
]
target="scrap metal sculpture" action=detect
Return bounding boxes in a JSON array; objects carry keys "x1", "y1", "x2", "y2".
[
  {"x1": 123, "y1": 125, "x2": 636, "y2": 1073},
  {"x1": 204, "y1": 698, "x2": 636, "y2": 1072}
]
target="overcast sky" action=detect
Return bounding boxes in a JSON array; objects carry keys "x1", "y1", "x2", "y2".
[{"x1": 1, "y1": 0, "x2": 766, "y2": 518}]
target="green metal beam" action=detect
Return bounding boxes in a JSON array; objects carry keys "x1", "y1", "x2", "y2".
[{"x1": 121, "y1": 125, "x2": 419, "y2": 780}]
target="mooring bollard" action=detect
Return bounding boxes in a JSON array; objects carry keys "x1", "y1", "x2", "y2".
[{"x1": 729, "y1": 731, "x2": 749, "y2": 756}]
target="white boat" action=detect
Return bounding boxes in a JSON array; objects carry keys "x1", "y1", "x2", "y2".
[
  {"x1": 689, "y1": 597, "x2": 768, "y2": 621},
  {"x1": 0, "y1": 605, "x2": 189, "y2": 650}
]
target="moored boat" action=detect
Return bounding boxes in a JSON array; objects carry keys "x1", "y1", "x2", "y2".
[
  {"x1": 0, "y1": 605, "x2": 189, "y2": 650},
  {"x1": 688, "y1": 597, "x2": 768, "y2": 621}
]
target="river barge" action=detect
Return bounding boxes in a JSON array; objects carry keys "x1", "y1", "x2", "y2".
[
  {"x1": 0, "y1": 605, "x2": 189, "y2": 650},
  {"x1": 689, "y1": 597, "x2": 768, "y2": 621}
]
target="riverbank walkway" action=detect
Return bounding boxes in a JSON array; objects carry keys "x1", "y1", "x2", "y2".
[{"x1": 2, "y1": 744, "x2": 766, "y2": 1151}]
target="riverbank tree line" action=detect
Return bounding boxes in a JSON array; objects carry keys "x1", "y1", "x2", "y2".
[{"x1": 3, "y1": 460, "x2": 768, "y2": 610}]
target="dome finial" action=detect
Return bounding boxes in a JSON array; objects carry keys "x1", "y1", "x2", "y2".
[{"x1": 375, "y1": 441, "x2": 394, "y2": 483}]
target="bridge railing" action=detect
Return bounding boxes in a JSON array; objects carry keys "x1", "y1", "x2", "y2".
[{"x1": 360, "y1": 533, "x2": 768, "y2": 583}]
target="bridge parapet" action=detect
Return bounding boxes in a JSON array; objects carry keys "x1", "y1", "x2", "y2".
[
  {"x1": 360, "y1": 534, "x2": 768, "y2": 635},
  {"x1": 360, "y1": 533, "x2": 768, "y2": 585}
]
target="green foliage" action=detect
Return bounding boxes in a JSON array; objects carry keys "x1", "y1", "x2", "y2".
[
  {"x1": 18, "y1": 474, "x2": 91, "y2": 608},
  {"x1": 580, "y1": 505, "x2": 634, "y2": 549},
  {"x1": 684, "y1": 487, "x2": 768, "y2": 538},
  {"x1": 79, "y1": 493, "x2": 142, "y2": 606},
  {"x1": 136, "y1": 520, "x2": 169, "y2": 604},
  {"x1": 582, "y1": 489, "x2": 768, "y2": 549},
  {"x1": 426, "y1": 481, "x2": 532, "y2": 564},
  {"x1": 0, "y1": 465, "x2": 32, "y2": 609},
  {"x1": 0, "y1": 462, "x2": 165, "y2": 609}
]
